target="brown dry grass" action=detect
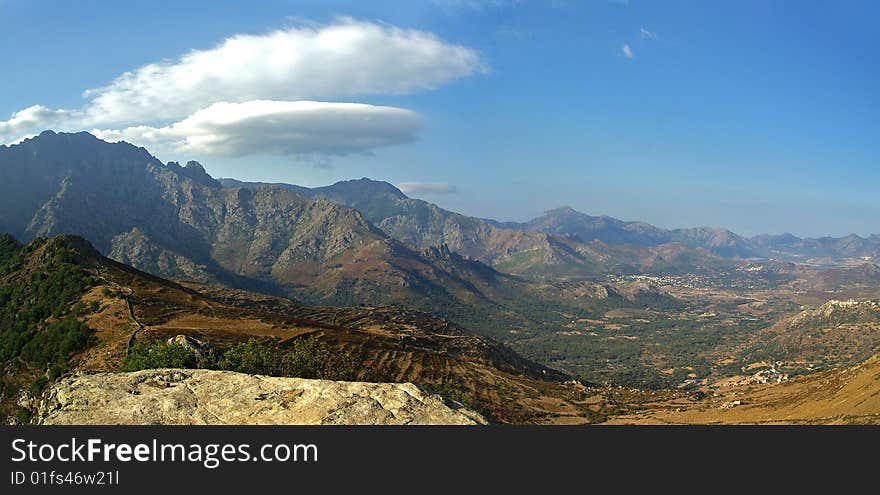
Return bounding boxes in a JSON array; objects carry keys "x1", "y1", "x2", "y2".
[
  {"x1": 76, "y1": 286, "x2": 138, "y2": 371},
  {"x1": 605, "y1": 355, "x2": 880, "y2": 425}
]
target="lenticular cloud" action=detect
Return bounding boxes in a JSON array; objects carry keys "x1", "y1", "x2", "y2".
[
  {"x1": 0, "y1": 18, "x2": 486, "y2": 157},
  {"x1": 92, "y1": 100, "x2": 424, "y2": 157}
]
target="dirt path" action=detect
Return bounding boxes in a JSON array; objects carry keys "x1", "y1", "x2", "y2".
[{"x1": 124, "y1": 288, "x2": 145, "y2": 356}]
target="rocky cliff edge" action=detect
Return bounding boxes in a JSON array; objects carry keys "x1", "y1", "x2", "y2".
[{"x1": 36, "y1": 369, "x2": 486, "y2": 425}]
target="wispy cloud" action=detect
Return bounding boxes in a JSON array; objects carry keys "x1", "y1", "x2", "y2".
[
  {"x1": 621, "y1": 44, "x2": 634, "y2": 59},
  {"x1": 640, "y1": 27, "x2": 659, "y2": 40},
  {"x1": 397, "y1": 182, "x2": 459, "y2": 195}
]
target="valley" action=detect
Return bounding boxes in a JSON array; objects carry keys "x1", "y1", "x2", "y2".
[{"x1": 1, "y1": 132, "x2": 879, "y2": 424}]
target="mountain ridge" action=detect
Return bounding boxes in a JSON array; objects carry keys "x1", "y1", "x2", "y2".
[
  {"x1": 219, "y1": 176, "x2": 746, "y2": 278},
  {"x1": 221, "y1": 177, "x2": 879, "y2": 266}
]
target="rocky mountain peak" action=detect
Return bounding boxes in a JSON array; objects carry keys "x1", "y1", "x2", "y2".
[
  {"x1": 5, "y1": 235, "x2": 104, "y2": 277},
  {"x1": 185, "y1": 160, "x2": 206, "y2": 172},
  {"x1": 41, "y1": 234, "x2": 103, "y2": 260},
  {"x1": 167, "y1": 160, "x2": 221, "y2": 188},
  {"x1": 333, "y1": 177, "x2": 408, "y2": 199},
  {"x1": 819, "y1": 299, "x2": 879, "y2": 313},
  {"x1": 545, "y1": 205, "x2": 580, "y2": 216},
  {"x1": 21, "y1": 130, "x2": 120, "y2": 150}
]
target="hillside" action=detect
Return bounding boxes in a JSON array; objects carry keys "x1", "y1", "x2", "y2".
[
  {"x1": 737, "y1": 299, "x2": 880, "y2": 370},
  {"x1": 4, "y1": 234, "x2": 879, "y2": 425},
  {"x1": 605, "y1": 354, "x2": 880, "y2": 424},
  {"x1": 0, "y1": 234, "x2": 102, "y2": 423},
  {"x1": 2, "y1": 234, "x2": 655, "y2": 424}
]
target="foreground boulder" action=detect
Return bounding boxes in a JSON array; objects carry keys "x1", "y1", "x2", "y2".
[{"x1": 37, "y1": 369, "x2": 486, "y2": 425}]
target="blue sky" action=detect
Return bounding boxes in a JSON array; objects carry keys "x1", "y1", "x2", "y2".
[{"x1": 1, "y1": 0, "x2": 877, "y2": 237}]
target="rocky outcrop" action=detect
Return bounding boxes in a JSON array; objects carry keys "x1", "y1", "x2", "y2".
[
  {"x1": 36, "y1": 369, "x2": 487, "y2": 425},
  {"x1": 740, "y1": 298, "x2": 880, "y2": 371},
  {"x1": 788, "y1": 299, "x2": 880, "y2": 328}
]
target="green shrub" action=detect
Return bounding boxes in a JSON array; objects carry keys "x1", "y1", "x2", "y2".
[
  {"x1": 28, "y1": 377, "x2": 48, "y2": 396},
  {"x1": 48, "y1": 364, "x2": 66, "y2": 381},
  {"x1": 0, "y1": 234, "x2": 23, "y2": 274},
  {"x1": 214, "y1": 337, "x2": 359, "y2": 380},
  {"x1": 15, "y1": 407, "x2": 32, "y2": 424},
  {"x1": 283, "y1": 337, "x2": 359, "y2": 381},
  {"x1": 122, "y1": 340, "x2": 199, "y2": 371},
  {"x1": 19, "y1": 318, "x2": 93, "y2": 367},
  {"x1": 217, "y1": 338, "x2": 283, "y2": 376},
  {"x1": 71, "y1": 301, "x2": 87, "y2": 316},
  {"x1": 121, "y1": 336, "x2": 360, "y2": 381},
  {"x1": 0, "y1": 380, "x2": 19, "y2": 398}
]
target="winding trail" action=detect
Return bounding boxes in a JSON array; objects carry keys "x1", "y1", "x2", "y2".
[{"x1": 124, "y1": 287, "x2": 145, "y2": 356}]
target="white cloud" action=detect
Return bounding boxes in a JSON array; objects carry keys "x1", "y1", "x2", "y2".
[
  {"x1": 0, "y1": 18, "x2": 485, "y2": 158},
  {"x1": 0, "y1": 105, "x2": 72, "y2": 139},
  {"x1": 621, "y1": 44, "x2": 634, "y2": 59},
  {"x1": 81, "y1": 18, "x2": 486, "y2": 126},
  {"x1": 640, "y1": 28, "x2": 658, "y2": 40},
  {"x1": 92, "y1": 100, "x2": 423, "y2": 157},
  {"x1": 396, "y1": 182, "x2": 458, "y2": 195}
]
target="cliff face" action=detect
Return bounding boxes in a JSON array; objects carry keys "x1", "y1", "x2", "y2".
[{"x1": 37, "y1": 369, "x2": 487, "y2": 425}]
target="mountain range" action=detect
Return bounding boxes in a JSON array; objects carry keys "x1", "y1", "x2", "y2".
[
  {"x1": 222, "y1": 178, "x2": 880, "y2": 266},
  {"x1": 220, "y1": 177, "x2": 739, "y2": 272},
  {"x1": 3, "y1": 131, "x2": 877, "y2": 341},
  {"x1": 2, "y1": 132, "x2": 672, "y2": 342}
]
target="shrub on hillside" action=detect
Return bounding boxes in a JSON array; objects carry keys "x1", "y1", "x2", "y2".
[
  {"x1": 121, "y1": 336, "x2": 361, "y2": 381},
  {"x1": 283, "y1": 337, "x2": 359, "y2": 381},
  {"x1": 19, "y1": 318, "x2": 93, "y2": 367},
  {"x1": 122, "y1": 340, "x2": 199, "y2": 371},
  {"x1": 216, "y1": 338, "x2": 283, "y2": 376}
]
